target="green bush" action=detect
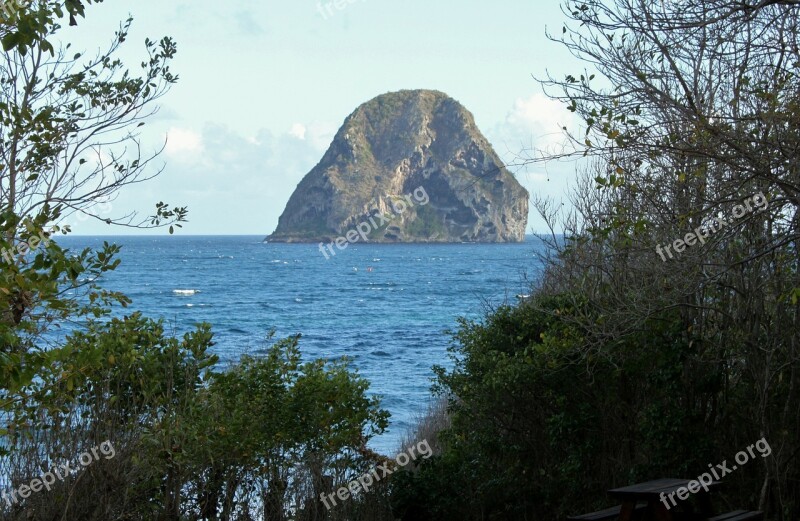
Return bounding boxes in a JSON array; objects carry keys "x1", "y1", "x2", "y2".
[{"x1": 391, "y1": 295, "x2": 739, "y2": 520}]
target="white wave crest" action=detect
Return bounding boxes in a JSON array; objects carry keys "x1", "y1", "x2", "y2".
[{"x1": 173, "y1": 289, "x2": 200, "y2": 295}]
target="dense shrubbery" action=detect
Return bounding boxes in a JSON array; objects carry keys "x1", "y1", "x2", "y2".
[
  {"x1": 392, "y1": 290, "x2": 796, "y2": 520},
  {"x1": 1, "y1": 316, "x2": 390, "y2": 520}
]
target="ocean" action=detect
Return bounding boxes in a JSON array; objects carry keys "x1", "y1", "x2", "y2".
[{"x1": 52, "y1": 235, "x2": 546, "y2": 454}]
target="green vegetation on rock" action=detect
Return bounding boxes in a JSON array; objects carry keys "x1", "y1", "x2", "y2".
[{"x1": 268, "y1": 89, "x2": 528, "y2": 244}]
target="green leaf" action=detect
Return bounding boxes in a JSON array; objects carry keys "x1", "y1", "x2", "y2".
[{"x1": 2, "y1": 33, "x2": 21, "y2": 52}]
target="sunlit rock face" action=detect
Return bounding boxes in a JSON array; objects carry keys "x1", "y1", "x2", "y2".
[{"x1": 268, "y1": 89, "x2": 528, "y2": 243}]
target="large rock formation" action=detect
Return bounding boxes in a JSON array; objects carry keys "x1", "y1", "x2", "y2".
[{"x1": 267, "y1": 89, "x2": 528, "y2": 243}]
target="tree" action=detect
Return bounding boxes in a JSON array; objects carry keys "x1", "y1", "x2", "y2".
[
  {"x1": 523, "y1": 0, "x2": 800, "y2": 517},
  {"x1": 0, "y1": 0, "x2": 186, "y2": 503},
  {"x1": 1, "y1": 1, "x2": 104, "y2": 55},
  {"x1": 0, "y1": 1, "x2": 186, "y2": 403}
]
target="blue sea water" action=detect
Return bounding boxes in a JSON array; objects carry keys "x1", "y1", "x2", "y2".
[{"x1": 52, "y1": 235, "x2": 546, "y2": 454}]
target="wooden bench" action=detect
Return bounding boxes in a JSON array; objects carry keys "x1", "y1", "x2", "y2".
[
  {"x1": 567, "y1": 503, "x2": 647, "y2": 520},
  {"x1": 707, "y1": 511, "x2": 763, "y2": 521}
]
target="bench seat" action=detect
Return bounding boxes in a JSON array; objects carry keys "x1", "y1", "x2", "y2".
[
  {"x1": 707, "y1": 511, "x2": 764, "y2": 521},
  {"x1": 567, "y1": 503, "x2": 647, "y2": 520}
]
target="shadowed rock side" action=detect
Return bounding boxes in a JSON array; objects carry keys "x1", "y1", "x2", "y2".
[{"x1": 267, "y1": 89, "x2": 529, "y2": 243}]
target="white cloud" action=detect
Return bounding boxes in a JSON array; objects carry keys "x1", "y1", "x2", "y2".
[
  {"x1": 164, "y1": 128, "x2": 203, "y2": 158},
  {"x1": 287, "y1": 121, "x2": 338, "y2": 151},
  {"x1": 87, "y1": 123, "x2": 329, "y2": 234},
  {"x1": 298, "y1": 121, "x2": 338, "y2": 152},
  {"x1": 481, "y1": 92, "x2": 583, "y2": 234},
  {"x1": 486, "y1": 91, "x2": 580, "y2": 179},
  {"x1": 289, "y1": 123, "x2": 307, "y2": 140},
  {"x1": 504, "y1": 93, "x2": 569, "y2": 151}
]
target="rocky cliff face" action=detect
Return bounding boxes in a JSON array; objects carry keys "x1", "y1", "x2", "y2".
[{"x1": 267, "y1": 89, "x2": 529, "y2": 243}]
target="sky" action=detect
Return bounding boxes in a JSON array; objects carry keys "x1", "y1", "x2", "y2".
[{"x1": 61, "y1": 0, "x2": 585, "y2": 235}]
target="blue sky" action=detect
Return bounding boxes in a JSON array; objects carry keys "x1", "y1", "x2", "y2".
[{"x1": 63, "y1": 0, "x2": 584, "y2": 235}]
